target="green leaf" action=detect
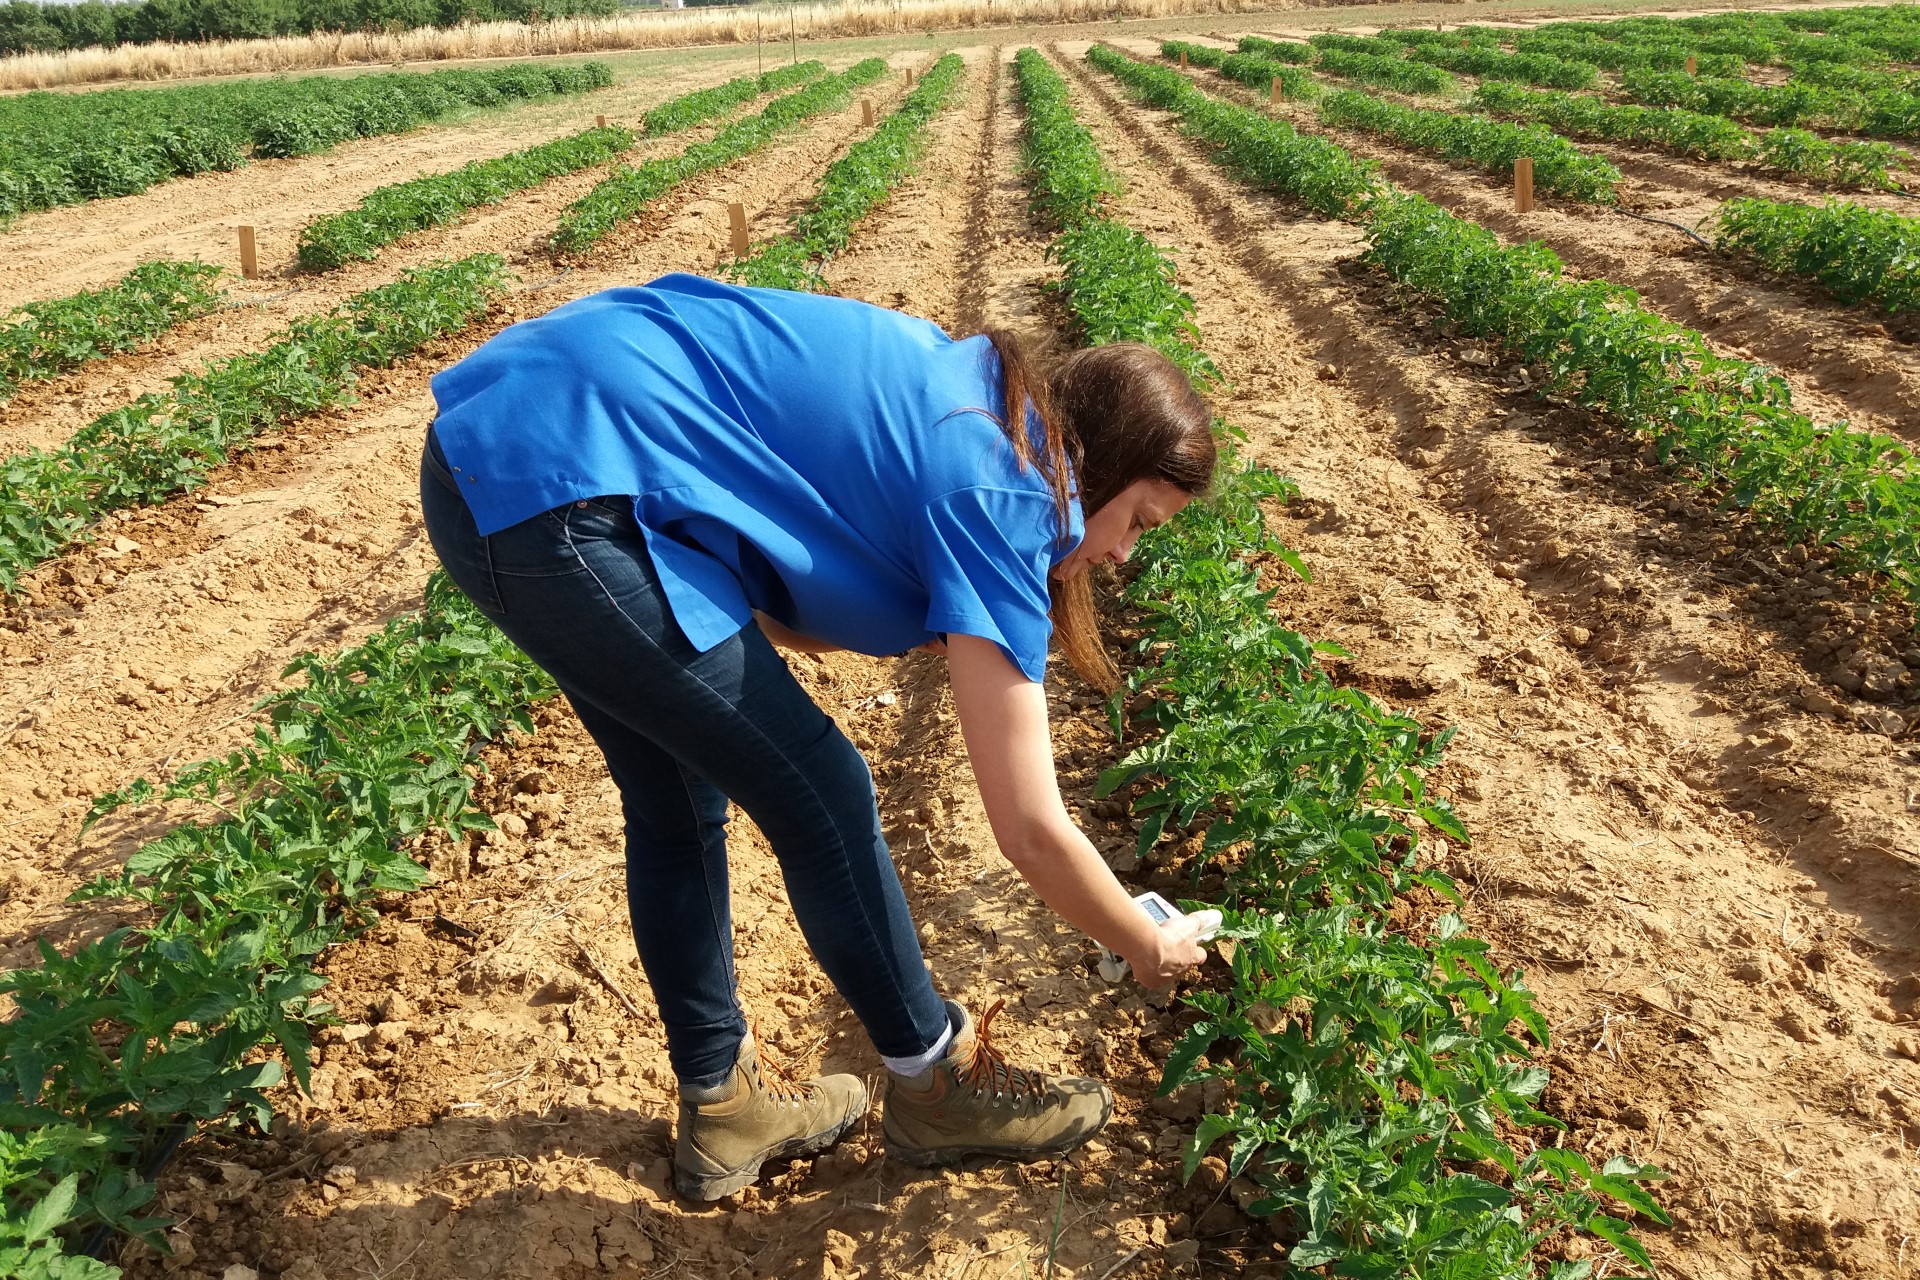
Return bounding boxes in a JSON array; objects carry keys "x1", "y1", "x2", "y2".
[{"x1": 1183, "y1": 1114, "x2": 1235, "y2": 1181}]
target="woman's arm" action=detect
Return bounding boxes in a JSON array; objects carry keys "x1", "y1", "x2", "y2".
[
  {"x1": 945, "y1": 633, "x2": 1209, "y2": 985},
  {"x1": 753, "y1": 610, "x2": 842, "y2": 654}
]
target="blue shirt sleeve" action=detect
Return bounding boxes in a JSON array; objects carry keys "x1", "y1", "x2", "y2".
[{"x1": 913, "y1": 487, "x2": 1062, "y2": 682}]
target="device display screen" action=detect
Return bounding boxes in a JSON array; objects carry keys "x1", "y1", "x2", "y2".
[{"x1": 1140, "y1": 898, "x2": 1171, "y2": 922}]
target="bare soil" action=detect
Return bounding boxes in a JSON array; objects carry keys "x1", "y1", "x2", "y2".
[{"x1": 5, "y1": 27, "x2": 1919, "y2": 1280}]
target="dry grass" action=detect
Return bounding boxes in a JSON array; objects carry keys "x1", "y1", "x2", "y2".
[{"x1": 0, "y1": 0, "x2": 1297, "y2": 91}]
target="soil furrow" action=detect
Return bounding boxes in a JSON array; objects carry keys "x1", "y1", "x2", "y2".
[{"x1": 1058, "y1": 38, "x2": 1920, "y2": 1280}]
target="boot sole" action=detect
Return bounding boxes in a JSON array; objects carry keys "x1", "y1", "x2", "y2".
[
  {"x1": 886, "y1": 1136, "x2": 1090, "y2": 1168},
  {"x1": 884, "y1": 1098, "x2": 1116, "y2": 1169},
  {"x1": 673, "y1": 1108, "x2": 864, "y2": 1202}
]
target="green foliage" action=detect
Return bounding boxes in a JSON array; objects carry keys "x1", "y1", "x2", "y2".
[
  {"x1": 1090, "y1": 42, "x2": 1920, "y2": 614},
  {"x1": 1314, "y1": 46, "x2": 1456, "y2": 95},
  {"x1": 1716, "y1": 195, "x2": 1920, "y2": 317},
  {"x1": 0, "y1": 260, "x2": 225, "y2": 400},
  {"x1": 1242, "y1": 34, "x2": 1457, "y2": 93},
  {"x1": 643, "y1": 59, "x2": 825, "y2": 136},
  {"x1": 1223, "y1": 52, "x2": 1317, "y2": 101},
  {"x1": 1015, "y1": 49, "x2": 1216, "y2": 385},
  {"x1": 0, "y1": 572, "x2": 559, "y2": 1265},
  {"x1": 0, "y1": 255, "x2": 506, "y2": 591},
  {"x1": 1404, "y1": 41, "x2": 1598, "y2": 88},
  {"x1": 1317, "y1": 88, "x2": 1622, "y2": 204},
  {"x1": 1014, "y1": 47, "x2": 1119, "y2": 228},
  {"x1": 1160, "y1": 39, "x2": 1227, "y2": 69},
  {"x1": 552, "y1": 58, "x2": 888, "y2": 254},
  {"x1": 1469, "y1": 81, "x2": 1907, "y2": 189},
  {"x1": 1040, "y1": 43, "x2": 1673, "y2": 1277},
  {"x1": 1230, "y1": 34, "x2": 1313, "y2": 64},
  {"x1": 729, "y1": 54, "x2": 965, "y2": 291},
  {"x1": 1090, "y1": 47, "x2": 1375, "y2": 221},
  {"x1": 0, "y1": 62, "x2": 613, "y2": 220},
  {"x1": 1622, "y1": 67, "x2": 1920, "y2": 140},
  {"x1": 297, "y1": 124, "x2": 633, "y2": 270}
]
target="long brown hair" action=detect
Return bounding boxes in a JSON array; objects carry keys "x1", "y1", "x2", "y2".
[{"x1": 981, "y1": 332, "x2": 1217, "y2": 691}]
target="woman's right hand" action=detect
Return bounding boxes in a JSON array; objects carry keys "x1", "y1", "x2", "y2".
[{"x1": 1126, "y1": 913, "x2": 1212, "y2": 988}]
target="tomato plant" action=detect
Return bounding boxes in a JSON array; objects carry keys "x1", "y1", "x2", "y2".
[
  {"x1": 1, "y1": 574, "x2": 558, "y2": 1275},
  {"x1": 0, "y1": 255, "x2": 508, "y2": 592},
  {"x1": 643, "y1": 59, "x2": 825, "y2": 135},
  {"x1": 552, "y1": 58, "x2": 888, "y2": 253},
  {"x1": 1022, "y1": 45, "x2": 1669, "y2": 1277},
  {"x1": 0, "y1": 261, "x2": 225, "y2": 400},
  {"x1": 298, "y1": 125, "x2": 635, "y2": 271},
  {"x1": 730, "y1": 54, "x2": 966, "y2": 290}
]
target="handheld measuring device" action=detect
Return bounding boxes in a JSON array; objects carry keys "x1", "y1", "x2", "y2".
[{"x1": 1096, "y1": 892, "x2": 1223, "y2": 984}]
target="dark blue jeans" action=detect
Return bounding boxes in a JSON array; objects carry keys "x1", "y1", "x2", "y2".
[{"x1": 420, "y1": 429, "x2": 949, "y2": 1089}]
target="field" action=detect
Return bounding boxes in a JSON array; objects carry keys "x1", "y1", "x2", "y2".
[{"x1": 2, "y1": 4, "x2": 1919, "y2": 1279}]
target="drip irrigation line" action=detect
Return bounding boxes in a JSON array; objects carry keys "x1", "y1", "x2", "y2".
[
  {"x1": 513, "y1": 266, "x2": 575, "y2": 294},
  {"x1": 80, "y1": 1120, "x2": 194, "y2": 1261},
  {"x1": 1612, "y1": 206, "x2": 1712, "y2": 247},
  {"x1": 219, "y1": 286, "x2": 303, "y2": 310}
]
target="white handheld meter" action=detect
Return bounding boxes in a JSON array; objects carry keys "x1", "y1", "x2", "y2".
[{"x1": 1096, "y1": 892, "x2": 1222, "y2": 983}]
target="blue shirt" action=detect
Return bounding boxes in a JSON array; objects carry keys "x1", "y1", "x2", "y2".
[{"x1": 429, "y1": 274, "x2": 1085, "y2": 682}]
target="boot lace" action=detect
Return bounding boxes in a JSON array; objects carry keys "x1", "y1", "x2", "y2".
[
  {"x1": 958, "y1": 1000, "x2": 1051, "y2": 1111},
  {"x1": 752, "y1": 1022, "x2": 814, "y2": 1108}
]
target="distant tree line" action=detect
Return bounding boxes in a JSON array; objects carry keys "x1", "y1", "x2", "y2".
[{"x1": 0, "y1": 0, "x2": 739, "y2": 56}]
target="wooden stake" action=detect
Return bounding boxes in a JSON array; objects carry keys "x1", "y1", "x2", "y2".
[
  {"x1": 1685, "y1": 54, "x2": 1697, "y2": 75},
  {"x1": 595, "y1": 113, "x2": 606, "y2": 127},
  {"x1": 757, "y1": 15, "x2": 763, "y2": 77},
  {"x1": 906, "y1": 66, "x2": 913, "y2": 86},
  {"x1": 728, "y1": 202, "x2": 749, "y2": 257},
  {"x1": 1271, "y1": 74, "x2": 1282, "y2": 104},
  {"x1": 1179, "y1": 48, "x2": 1188, "y2": 69},
  {"x1": 789, "y1": 5, "x2": 797, "y2": 63},
  {"x1": 1514, "y1": 155, "x2": 1535, "y2": 214},
  {"x1": 238, "y1": 225, "x2": 258, "y2": 280},
  {"x1": 862, "y1": 98, "x2": 875, "y2": 126}
]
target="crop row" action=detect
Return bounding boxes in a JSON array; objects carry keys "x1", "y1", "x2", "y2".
[
  {"x1": 1239, "y1": 34, "x2": 1457, "y2": 94},
  {"x1": 0, "y1": 255, "x2": 508, "y2": 593},
  {"x1": 1307, "y1": 29, "x2": 1603, "y2": 89},
  {"x1": 552, "y1": 58, "x2": 889, "y2": 254},
  {"x1": 1622, "y1": 69, "x2": 1920, "y2": 141},
  {"x1": 0, "y1": 261, "x2": 225, "y2": 401},
  {"x1": 296, "y1": 124, "x2": 636, "y2": 271},
  {"x1": 644, "y1": 59, "x2": 825, "y2": 135},
  {"x1": 0, "y1": 62, "x2": 613, "y2": 222},
  {"x1": 1018, "y1": 44, "x2": 1668, "y2": 1276},
  {"x1": 1703, "y1": 5, "x2": 1920, "y2": 61},
  {"x1": 730, "y1": 54, "x2": 967, "y2": 291},
  {"x1": 1163, "y1": 42, "x2": 1318, "y2": 101},
  {"x1": 1511, "y1": 29, "x2": 1746, "y2": 76},
  {"x1": 1314, "y1": 87, "x2": 1623, "y2": 203},
  {"x1": 1, "y1": 573, "x2": 558, "y2": 1274},
  {"x1": 1470, "y1": 81, "x2": 1908, "y2": 190},
  {"x1": 1090, "y1": 44, "x2": 1920, "y2": 624},
  {"x1": 1716, "y1": 196, "x2": 1920, "y2": 318}
]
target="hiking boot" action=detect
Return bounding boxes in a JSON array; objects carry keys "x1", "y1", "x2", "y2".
[
  {"x1": 673, "y1": 1031, "x2": 868, "y2": 1201},
  {"x1": 882, "y1": 999, "x2": 1113, "y2": 1167}
]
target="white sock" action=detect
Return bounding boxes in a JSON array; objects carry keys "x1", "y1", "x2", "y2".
[{"x1": 882, "y1": 1022, "x2": 954, "y2": 1078}]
